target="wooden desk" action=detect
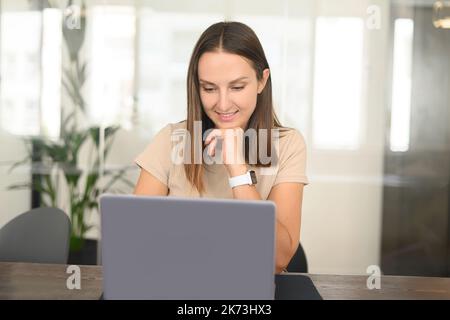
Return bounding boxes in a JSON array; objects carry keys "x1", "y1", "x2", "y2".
[{"x1": 1, "y1": 262, "x2": 449, "y2": 300}]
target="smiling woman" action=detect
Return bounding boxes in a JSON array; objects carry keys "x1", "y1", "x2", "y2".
[
  {"x1": 198, "y1": 52, "x2": 268, "y2": 129},
  {"x1": 133, "y1": 21, "x2": 309, "y2": 273},
  {"x1": 184, "y1": 21, "x2": 284, "y2": 193}
]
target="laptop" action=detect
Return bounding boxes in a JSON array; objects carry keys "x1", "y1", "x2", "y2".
[{"x1": 99, "y1": 194, "x2": 276, "y2": 300}]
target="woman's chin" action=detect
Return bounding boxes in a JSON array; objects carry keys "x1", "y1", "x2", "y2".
[
  {"x1": 216, "y1": 124, "x2": 243, "y2": 130},
  {"x1": 215, "y1": 123, "x2": 233, "y2": 129},
  {"x1": 213, "y1": 119, "x2": 247, "y2": 130}
]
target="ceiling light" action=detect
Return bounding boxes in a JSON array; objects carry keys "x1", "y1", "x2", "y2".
[{"x1": 433, "y1": 1, "x2": 450, "y2": 28}]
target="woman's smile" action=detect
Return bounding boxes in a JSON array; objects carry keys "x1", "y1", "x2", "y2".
[{"x1": 215, "y1": 110, "x2": 239, "y2": 122}]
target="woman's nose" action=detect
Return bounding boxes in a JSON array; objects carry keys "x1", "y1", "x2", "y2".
[{"x1": 216, "y1": 90, "x2": 232, "y2": 112}]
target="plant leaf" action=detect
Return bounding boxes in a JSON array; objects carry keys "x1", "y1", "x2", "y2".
[
  {"x1": 8, "y1": 156, "x2": 30, "y2": 174},
  {"x1": 7, "y1": 182, "x2": 32, "y2": 190}
]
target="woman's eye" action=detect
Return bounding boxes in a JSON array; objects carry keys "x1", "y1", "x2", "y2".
[{"x1": 202, "y1": 86, "x2": 244, "y2": 92}]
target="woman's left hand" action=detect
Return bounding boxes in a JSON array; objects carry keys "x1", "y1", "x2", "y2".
[{"x1": 204, "y1": 128, "x2": 248, "y2": 177}]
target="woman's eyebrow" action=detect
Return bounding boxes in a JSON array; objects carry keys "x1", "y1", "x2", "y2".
[{"x1": 199, "y1": 76, "x2": 249, "y2": 85}]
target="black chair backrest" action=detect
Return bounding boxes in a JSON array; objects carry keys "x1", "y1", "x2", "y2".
[
  {"x1": 0, "y1": 207, "x2": 70, "y2": 264},
  {"x1": 286, "y1": 243, "x2": 308, "y2": 273}
]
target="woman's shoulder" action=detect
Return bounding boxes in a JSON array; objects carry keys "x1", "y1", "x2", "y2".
[
  {"x1": 153, "y1": 120, "x2": 187, "y2": 137},
  {"x1": 273, "y1": 126, "x2": 307, "y2": 161},
  {"x1": 170, "y1": 120, "x2": 187, "y2": 131},
  {"x1": 276, "y1": 126, "x2": 306, "y2": 146}
]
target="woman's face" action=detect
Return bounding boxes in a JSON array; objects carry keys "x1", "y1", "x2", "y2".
[{"x1": 198, "y1": 51, "x2": 269, "y2": 130}]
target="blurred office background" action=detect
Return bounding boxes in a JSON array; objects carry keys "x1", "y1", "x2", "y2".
[{"x1": 0, "y1": 0, "x2": 449, "y2": 276}]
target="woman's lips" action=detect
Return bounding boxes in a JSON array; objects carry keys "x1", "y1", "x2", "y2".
[{"x1": 216, "y1": 111, "x2": 239, "y2": 122}]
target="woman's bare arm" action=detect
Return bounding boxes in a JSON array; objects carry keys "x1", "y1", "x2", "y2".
[{"x1": 133, "y1": 169, "x2": 169, "y2": 196}]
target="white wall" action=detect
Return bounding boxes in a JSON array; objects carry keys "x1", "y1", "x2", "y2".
[{"x1": 0, "y1": 129, "x2": 31, "y2": 229}]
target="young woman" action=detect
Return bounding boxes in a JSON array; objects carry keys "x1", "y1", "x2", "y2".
[{"x1": 133, "y1": 21, "x2": 309, "y2": 274}]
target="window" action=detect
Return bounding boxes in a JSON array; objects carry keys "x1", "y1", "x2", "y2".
[
  {"x1": 390, "y1": 19, "x2": 414, "y2": 152},
  {"x1": 1, "y1": 8, "x2": 61, "y2": 138},
  {"x1": 1, "y1": 11, "x2": 42, "y2": 136},
  {"x1": 41, "y1": 8, "x2": 62, "y2": 138},
  {"x1": 88, "y1": 5, "x2": 136, "y2": 129},
  {"x1": 312, "y1": 17, "x2": 364, "y2": 150}
]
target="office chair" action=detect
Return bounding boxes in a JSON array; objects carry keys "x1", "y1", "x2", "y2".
[
  {"x1": 286, "y1": 243, "x2": 308, "y2": 273},
  {"x1": 0, "y1": 207, "x2": 70, "y2": 264}
]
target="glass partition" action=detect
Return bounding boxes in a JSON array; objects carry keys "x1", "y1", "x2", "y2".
[{"x1": 1, "y1": 0, "x2": 449, "y2": 276}]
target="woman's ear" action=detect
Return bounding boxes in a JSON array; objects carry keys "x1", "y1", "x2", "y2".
[{"x1": 257, "y1": 68, "x2": 270, "y2": 94}]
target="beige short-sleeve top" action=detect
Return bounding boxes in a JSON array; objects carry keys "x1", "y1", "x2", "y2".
[{"x1": 134, "y1": 121, "x2": 309, "y2": 199}]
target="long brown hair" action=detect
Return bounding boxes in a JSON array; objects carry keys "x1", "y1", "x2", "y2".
[{"x1": 185, "y1": 21, "x2": 283, "y2": 195}]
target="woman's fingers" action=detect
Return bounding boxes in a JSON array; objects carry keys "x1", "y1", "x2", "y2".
[
  {"x1": 205, "y1": 130, "x2": 222, "y2": 157},
  {"x1": 204, "y1": 129, "x2": 222, "y2": 145},
  {"x1": 204, "y1": 128, "x2": 243, "y2": 161},
  {"x1": 208, "y1": 138, "x2": 217, "y2": 156}
]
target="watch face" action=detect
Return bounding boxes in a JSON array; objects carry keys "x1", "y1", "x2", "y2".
[{"x1": 249, "y1": 170, "x2": 257, "y2": 184}]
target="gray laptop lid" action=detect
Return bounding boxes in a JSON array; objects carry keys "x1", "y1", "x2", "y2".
[{"x1": 100, "y1": 194, "x2": 276, "y2": 300}]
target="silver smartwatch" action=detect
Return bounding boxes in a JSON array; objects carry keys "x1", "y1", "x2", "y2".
[{"x1": 228, "y1": 170, "x2": 257, "y2": 188}]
